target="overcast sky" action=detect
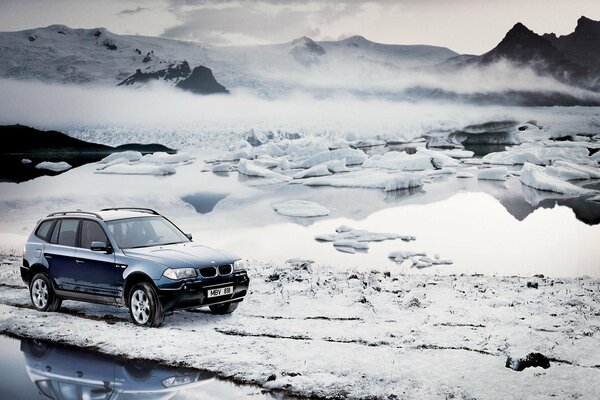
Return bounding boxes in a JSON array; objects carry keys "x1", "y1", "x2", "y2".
[{"x1": 0, "y1": 0, "x2": 598, "y2": 54}]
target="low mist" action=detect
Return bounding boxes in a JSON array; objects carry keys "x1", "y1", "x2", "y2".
[{"x1": 0, "y1": 78, "x2": 598, "y2": 149}]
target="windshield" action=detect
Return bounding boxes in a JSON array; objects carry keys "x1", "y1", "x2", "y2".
[{"x1": 106, "y1": 216, "x2": 189, "y2": 249}]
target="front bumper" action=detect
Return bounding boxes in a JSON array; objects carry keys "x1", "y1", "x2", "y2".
[{"x1": 157, "y1": 270, "x2": 249, "y2": 312}]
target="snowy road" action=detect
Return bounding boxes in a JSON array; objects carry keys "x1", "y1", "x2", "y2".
[{"x1": 1, "y1": 256, "x2": 599, "y2": 399}]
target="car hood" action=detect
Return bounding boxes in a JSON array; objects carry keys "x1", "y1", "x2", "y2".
[{"x1": 123, "y1": 242, "x2": 239, "y2": 269}]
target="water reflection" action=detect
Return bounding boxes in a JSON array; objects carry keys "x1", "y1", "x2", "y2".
[{"x1": 20, "y1": 338, "x2": 214, "y2": 400}]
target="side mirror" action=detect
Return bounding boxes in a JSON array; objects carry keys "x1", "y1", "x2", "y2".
[
  {"x1": 91, "y1": 241, "x2": 111, "y2": 253},
  {"x1": 185, "y1": 233, "x2": 193, "y2": 241}
]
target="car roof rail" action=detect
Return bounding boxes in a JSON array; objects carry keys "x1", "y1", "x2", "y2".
[
  {"x1": 47, "y1": 210, "x2": 104, "y2": 220},
  {"x1": 100, "y1": 207, "x2": 160, "y2": 215}
]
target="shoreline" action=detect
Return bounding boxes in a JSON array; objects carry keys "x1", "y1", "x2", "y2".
[{"x1": 1, "y1": 255, "x2": 598, "y2": 399}]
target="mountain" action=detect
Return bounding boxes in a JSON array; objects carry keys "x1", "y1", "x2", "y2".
[
  {"x1": 117, "y1": 61, "x2": 229, "y2": 94},
  {"x1": 543, "y1": 16, "x2": 600, "y2": 74},
  {"x1": 476, "y1": 19, "x2": 599, "y2": 90}
]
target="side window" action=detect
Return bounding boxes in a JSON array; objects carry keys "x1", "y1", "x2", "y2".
[
  {"x1": 57, "y1": 219, "x2": 80, "y2": 247},
  {"x1": 50, "y1": 220, "x2": 61, "y2": 244},
  {"x1": 35, "y1": 220, "x2": 55, "y2": 242},
  {"x1": 80, "y1": 220, "x2": 109, "y2": 249}
]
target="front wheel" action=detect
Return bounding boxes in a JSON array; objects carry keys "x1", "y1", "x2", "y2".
[
  {"x1": 30, "y1": 273, "x2": 61, "y2": 312},
  {"x1": 209, "y1": 302, "x2": 239, "y2": 314},
  {"x1": 128, "y1": 282, "x2": 164, "y2": 327}
]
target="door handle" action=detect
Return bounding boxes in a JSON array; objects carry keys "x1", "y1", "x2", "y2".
[
  {"x1": 44, "y1": 255, "x2": 52, "y2": 259},
  {"x1": 75, "y1": 260, "x2": 85, "y2": 264}
]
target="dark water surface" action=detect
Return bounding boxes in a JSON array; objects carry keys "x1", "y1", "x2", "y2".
[{"x1": 0, "y1": 334, "x2": 293, "y2": 400}]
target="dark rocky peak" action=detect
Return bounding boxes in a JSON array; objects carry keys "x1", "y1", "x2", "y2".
[
  {"x1": 117, "y1": 61, "x2": 191, "y2": 86},
  {"x1": 340, "y1": 35, "x2": 369, "y2": 47},
  {"x1": 176, "y1": 66, "x2": 229, "y2": 95},
  {"x1": 574, "y1": 16, "x2": 600, "y2": 35}
]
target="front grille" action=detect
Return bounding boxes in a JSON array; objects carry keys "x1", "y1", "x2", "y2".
[
  {"x1": 198, "y1": 267, "x2": 217, "y2": 278},
  {"x1": 218, "y1": 264, "x2": 232, "y2": 275}
]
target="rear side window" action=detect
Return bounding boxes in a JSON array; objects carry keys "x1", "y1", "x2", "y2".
[
  {"x1": 56, "y1": 219, "x2": 80, "y2": 247},
  {"x1": 80, "y1": 220, "x2": 109, "y2": 249},
  {"x1": 35, "y1": 220, "x2": 55, "y2": 242}
]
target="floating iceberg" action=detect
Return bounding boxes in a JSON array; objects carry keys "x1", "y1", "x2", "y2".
[
  {"x1": 482, "y1": 144, "x2": 593, "y2": 166},
  {"x1": 96, "y1": 164, "x2": 176, "y2": 175},
  {"x1": 21, "y1": 158, "x2": 32, "y2": 164},
  {"x1": 273, "y1": 200, "x2": 330, "y2": 217},
  {"x1": 300, "y1": 170, "x2": 422, "y2": 192},
  {"x1": 99, "y1": 150, "x2": 142, "y2": 164},
  {"x1": 456, "y1": 167, "x2": 477, "y2": 178},
  {"x1": 141, "y1": 152, "x2": 191, "y2": 164},
  {"x1": 211, "y1": 162, "x2": 231, "y2": 172},
  {"x1": 316, "y1": 225, "x2": 413, "y2": 244},
  {"x1": 519, "y1": 163, "x2": 592, "y2": 195},
  {"x1": 35, "y1": 161, "x2": 72, "y2": 172},
  {"x1": 297, "y1": 148, "x2": 367, "y2": 168},
  {"x1": 362, "y1": 151, "x2": 434, "y2": 171},
  {"x1": 293, "y1": 164, "x2": 331, "y2": 179},
  {"x1": 477, "y1": 167, "x2": 508, "y2": 181},
  {"x1": 237, "y1": 158, "x2": 291, "y2": 181}
]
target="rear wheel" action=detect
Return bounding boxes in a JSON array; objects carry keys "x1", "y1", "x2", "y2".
[
  {"x1": 209, "y1": 302, "x2": 239, "y2": 315},
  {"x1": 30, "y1": 273, "x2": 61, "y2": 312},
  {"x1": 128, "y1": 282, "x2": 164, "y2": 327}
]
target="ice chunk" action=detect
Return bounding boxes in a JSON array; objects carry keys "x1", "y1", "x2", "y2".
[
  {"x1": 253, "y1": 142, "x2": 285, "y2": 157},
  {"x1": 417, "y1": 148, "x2": 461, "y2": 168},
  {"x1": 99, "y1": 150, "x2": 142, "y2": 164},
  {"x1": 252, "y1": 155, "x2": 280, "y2": 169},
  {"x1": 482, "y1": 144, "x2": 593, "y2": 166},
  {"x1": 273, "y1": 200, "x2": 330, "y2": 217},
  {"x1": 388, "y1": 250, "x2": 426, "y2": 262},
  {"x1": 351, "y1": 139, "x2": 386, "y2": 148},
  {"x1": 237, "y1": 159, "x2": 291, "y2": 181},
  {"x1": 442, "y1": 149, "x2": 475, "y2": 159},
  {"x1": 553, "y1": 161, "x2": 600, "y2": 179},
  {"x1": 456, "y1": 167, "x2": 477, "y2": 178},
  {"x1": 21, "y1": 158, "x2": 32, "y2": 164},
  {"x1": 297, "y1": 148, "x2": 367, "y2": 168},
  {"x1": 478, "y1": 167, "x2": 508, "y2": 181},
  {"x1": 293, "y1": 164, "x2": 332, "y2": 179},
  {"x1": 520, "y1": 163, "x2": 591, "y2": 195},
  {"x1": 35, "y1": 161, "x2": 72, "y2": 172},
  {"x1": 544, "y1": 165, "x2": 590, "y2": 181},
  {"x1": 96, "y1": 164, "x2": 175, "y2": 175},
  {"x1": 326, "y1": 158, "x2": 349, "y2": 173},
  {"x1": 328, "y1": 137, "x2": 351, "y2": 149},
  {"x1": 316, "y1": 226, "x2": 407, "y2": 243},
  {"x1": 141, "y1": 152, "x2": 191, "y2": 164},
  {"x1": 333, "y1": 239, "x2": 369, "y2": 250},
  {"x1": 301, "y1": 170, "x2": 422, "y2": 192},
  {"x1": 96, "y1": 157, "x2": 130, "y2": 170},
  {"x1": 362, "y1": 151, "x2": 434, "y2": 171},
  {"x1": 211, "y1": 163, "x2": 231, "y2": 172},
  {"x1": 462, "y1": 159, "x2": 484, "y2": 165}
]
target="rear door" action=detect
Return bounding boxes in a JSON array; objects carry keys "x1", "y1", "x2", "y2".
[
  {"x1": 45, "y1": 218, "x2": 81, "y2": 292},
  {"x1": 74, "y1": 220, "x2": 118, "y2": 297}
]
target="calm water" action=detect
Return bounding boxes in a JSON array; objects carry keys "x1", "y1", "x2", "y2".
[{"x1": 0, "y1": 334, "x2": 293, "y2": 400}]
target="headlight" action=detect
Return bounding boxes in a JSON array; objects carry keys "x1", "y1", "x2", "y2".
[
  {"x1": 163, "y1": 268, "x2": 197, "y2": 280},
  {"x1": 233, "y1": 259, "x2": 247, "y2": 271},
  {"x1": 162, "y1": 374, "x2": 197, "y2": 388}
]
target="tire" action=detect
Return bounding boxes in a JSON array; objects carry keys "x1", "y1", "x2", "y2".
[
  {"x1": 209, "y1": 302, "x2": 239, "y2": 315},
  {"x1": 124, "y1": 359, "x2": 157, "y2": 380},
  {"x1": 128, "y1": 282, "x2": 164, "y2": 327},
  {"x1": 30, "y1": 273, "x2": 61, "y2": 312}
]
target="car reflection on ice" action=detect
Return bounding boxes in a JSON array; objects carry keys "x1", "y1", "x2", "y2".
[{"x1": 20, "y1": 338, "x2": 214, "y2": 400}]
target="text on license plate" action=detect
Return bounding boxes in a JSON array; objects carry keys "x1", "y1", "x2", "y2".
[{"x1": 207, "y1": 286, "x2": 233, "y2": 298}]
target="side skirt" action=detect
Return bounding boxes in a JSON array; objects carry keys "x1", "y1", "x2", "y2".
[{"x1": 54, "y1": 289, "x2": 124, "y2": 307}]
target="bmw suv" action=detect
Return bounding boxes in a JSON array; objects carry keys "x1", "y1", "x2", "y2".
[{"x1": 21, "y1": 208, "x2": 249, "y2": 327}]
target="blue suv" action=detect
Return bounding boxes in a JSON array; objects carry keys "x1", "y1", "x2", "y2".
[{"x1": 21, "y1": 208, "x2": 249, "y2": 327}]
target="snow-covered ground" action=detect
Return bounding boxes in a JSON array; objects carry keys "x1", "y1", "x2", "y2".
[{"x1": 0, "y1": 257, "x2": 598, "y2": 399}]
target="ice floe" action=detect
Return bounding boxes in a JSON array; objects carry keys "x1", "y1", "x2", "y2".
[
  {"x1": 519, "y1": 163, "x2": 592, "y2": 195},
  {"x1": 211, "y1": 162, "x2": 231, "y2": 172},
  {"x1": 141, "y1": 152, "x2": 191, "y2": 164},
  {"x1": 273, "y1": 200, "x2": 330, "y2": 218},
  {"x1": 362, "y1": 151, "x2": 434, "y2": 171},
  {"x1": 389, "y1": 250, "x2": 453, "y2": 268},
  {"x1": 35, "y1": 161, "x2": 72, "y2": 172},
  {"x1": 21, "y1": 158, "x2": 32, "y2": 164},
  {"x1": 96, "y1": 163, "x2": 176, "y2": 175},
  {"x1": 456, "y1": 167, "x2": 477, "y2": 178},
  {"x1": 477, "y1": 166, "x2": 508, "y2": 181},
  {"x1": 99, "y1": 150, "x2": 142, "y2": 164},
  {"x1": 293, "y1": 164, "x2": 331, "y2": 179},
  {"x1": 237, "y1": 159, "x2": 291, "y2": 181},
  {"x1": 300, "y1": 170, "x2": 423, "y2": 191},
  {"x1": 297, "y1": 148, "x2": 367, "y2": 168},
  {"x1": 482, "y1": 144, "x2": 594, "y2": 166},
  {"x1": 316, "y1": 226, "x2": 415, "y2": 253}
]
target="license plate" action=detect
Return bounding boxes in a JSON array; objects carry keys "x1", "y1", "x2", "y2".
[{"x1": 207, "y1": 286, "x2": 233, "y2": 298}]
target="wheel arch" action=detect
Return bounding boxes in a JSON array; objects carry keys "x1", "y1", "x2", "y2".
[
  {"x1": 27, "y1": 263, "x2": 51, "y2": 287},
  {"x1": 123, "y1": 272, "x2": 156, "y2": 307}
]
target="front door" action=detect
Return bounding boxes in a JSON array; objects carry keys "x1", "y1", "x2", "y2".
[{"x1": 75, "y1": 220, "x2": 118, "y2": 297}]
